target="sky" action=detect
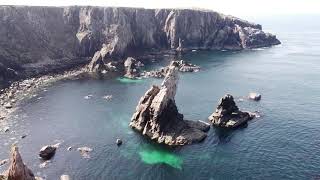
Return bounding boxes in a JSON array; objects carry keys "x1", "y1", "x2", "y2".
[{"x1": 0, "y1": 0, "x2": 319, "y2": 18}]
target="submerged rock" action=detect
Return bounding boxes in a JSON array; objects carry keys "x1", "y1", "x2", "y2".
[
  {"x1": 77, "y1": 147, "x2": 93, "y2": 158},
  {"x1": 39, "y1": 160, "x2": 51, "y2": 169},
  {"x1": 4, "y1": 146, "x2": 36, "y2": 180},
  {"x1": 248, "y1": 92, "x2": 262, "y2": 101},
  {"x1": 102, "y1": 95, "x2": 112, "y2": 101},
  {"x1": 208, "y1": 94, "x2": 254, "y2": 128},
  {"x1": 84, "y1": 95, "x2": 93, "y2": 100},
  {"x1": 39, "y1": 145, "x2": 56, "y2": 160},
  {"x1": 130, "y1": 65, "x2": 209, "y2": 146}
]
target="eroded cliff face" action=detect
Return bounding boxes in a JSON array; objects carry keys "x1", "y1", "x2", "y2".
[{"x1": 0, "y1": 6, "x2": 280, "y2": 85}]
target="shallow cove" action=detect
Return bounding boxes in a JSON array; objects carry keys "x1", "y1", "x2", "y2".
[{"x1": 1, "y1": 17, "x2": 320, "y2": 180}]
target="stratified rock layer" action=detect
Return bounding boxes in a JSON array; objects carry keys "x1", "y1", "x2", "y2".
[
  {"x1": 130, "y1": 65, "x2": 209, "y2": 145},
  {"x1": 208, "y1": 94, "x2": 254, "y2": 128},
  {"x1": 0, "y1": 6, "x2": 280, "y2": 84}
]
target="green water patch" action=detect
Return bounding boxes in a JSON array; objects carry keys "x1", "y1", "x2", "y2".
[
  {"x1": 117, "y1": 77, "x2": 144, "y2": 83},
  {"x1": 139, "y1": 145, "x2": 183, "y2": 169}
]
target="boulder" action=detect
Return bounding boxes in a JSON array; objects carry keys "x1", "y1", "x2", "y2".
[
  {"x1": 249, "y1": 92, "x2": 262, "y2": 101},
  {"x1": 60, "y1": 175, "x2": 70, "y2": 180},
  {"x1": 208, "y1": 94, "x2": 254, "y2": 128},
  {"x1": 5, "y1": 146, "x2": 36, "y2": 180},
  {"x1": 4, "y1": 102, "x2": 12, "y2": 109},
  {"x1": 116, "y1": 139, "x2": 122, "y2": 146},
  {"x1": 39, "y1": 145, "x2": 56, "y2": 160},
  {"x1": 3, "y1": 127, "x2": 9, "y2": 133},
  {"x1": 130, "y1": 65, "x2": 209, "y2": 146}
]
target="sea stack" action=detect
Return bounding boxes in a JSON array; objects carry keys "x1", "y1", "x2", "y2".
[
  {"x1": 3, "y1": 146, "x2": 36, "y2": 180},
  {"x1": 123, "y1": 57, "x2": 142, "y2": 79},
  {"x1": 208, "y1": 94, "x2": 255, "y2": 128},
  {"x1": 130, "y1": 63, "x2": 209, "y2": 146}
]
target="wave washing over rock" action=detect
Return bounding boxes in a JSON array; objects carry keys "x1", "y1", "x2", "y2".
[{"x1": 0, "y1": 6, "x2": 280, "y2": 86}]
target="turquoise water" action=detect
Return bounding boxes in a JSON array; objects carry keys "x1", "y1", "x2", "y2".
[
  {"x1": 117, "y1": 77, "x2": 144, "y2": 83},
  {"x1": 0, "y1": 16, "x2": 320, "y2": 179}
]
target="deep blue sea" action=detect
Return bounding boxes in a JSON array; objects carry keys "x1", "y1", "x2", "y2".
[{"x1": 0, "y1": 15, "x2": 320, "y2": 180}]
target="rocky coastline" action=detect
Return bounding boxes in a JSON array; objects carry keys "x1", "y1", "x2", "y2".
[
  {"x1": 0, "y1": 5, "x2": 275, "y2": 178},
  {"x1": 0, "y1": 6, "x2": 280, "y2": 87},
  {"x1": 0, "y1": 5, "x2": 280, "y2": 118},
  {"x1": 0, "y1": 67, "x2": 87, "y2": 121}
]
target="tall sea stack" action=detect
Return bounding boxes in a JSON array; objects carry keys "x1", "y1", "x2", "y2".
[{"x1": 130, "y1": 64, "x2": 210, "y2": 146}]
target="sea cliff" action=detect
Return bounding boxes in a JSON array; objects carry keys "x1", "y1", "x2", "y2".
[{"x1": 0, "y1": 6, "x2": 280, "y2": 86}]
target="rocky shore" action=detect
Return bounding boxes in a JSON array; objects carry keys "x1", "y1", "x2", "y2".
[{"x1": 0, "y1": 68, "x2": 87, "y2": 121}]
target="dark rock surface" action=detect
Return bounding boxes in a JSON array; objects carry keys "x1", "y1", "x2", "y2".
[
  {"x1": 249, "y1": 92, "x2": 262, "y2": 101},
  {"x1": 39, "y1": 145, "x2": 56, "y2": 160},
  {"x1": 130, "y1": 65, "x2": 209, "y2": 146},
  {"x1": 208, "y1": 94, "x2": 255, "y2": 128},
  {"x1": 116, "y1": 139, "x2": 122, "y2": 146},
  {"x1": 0, "y1": 6, "x2": 280, "y2": 84}
]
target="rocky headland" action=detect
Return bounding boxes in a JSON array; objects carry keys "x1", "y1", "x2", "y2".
[
  {"x1": 130, "y1": 64, "x2": 210, "y2": 146},
  {"x1": 0, "y1": 6, "x2": 280, "y2": 87}
]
